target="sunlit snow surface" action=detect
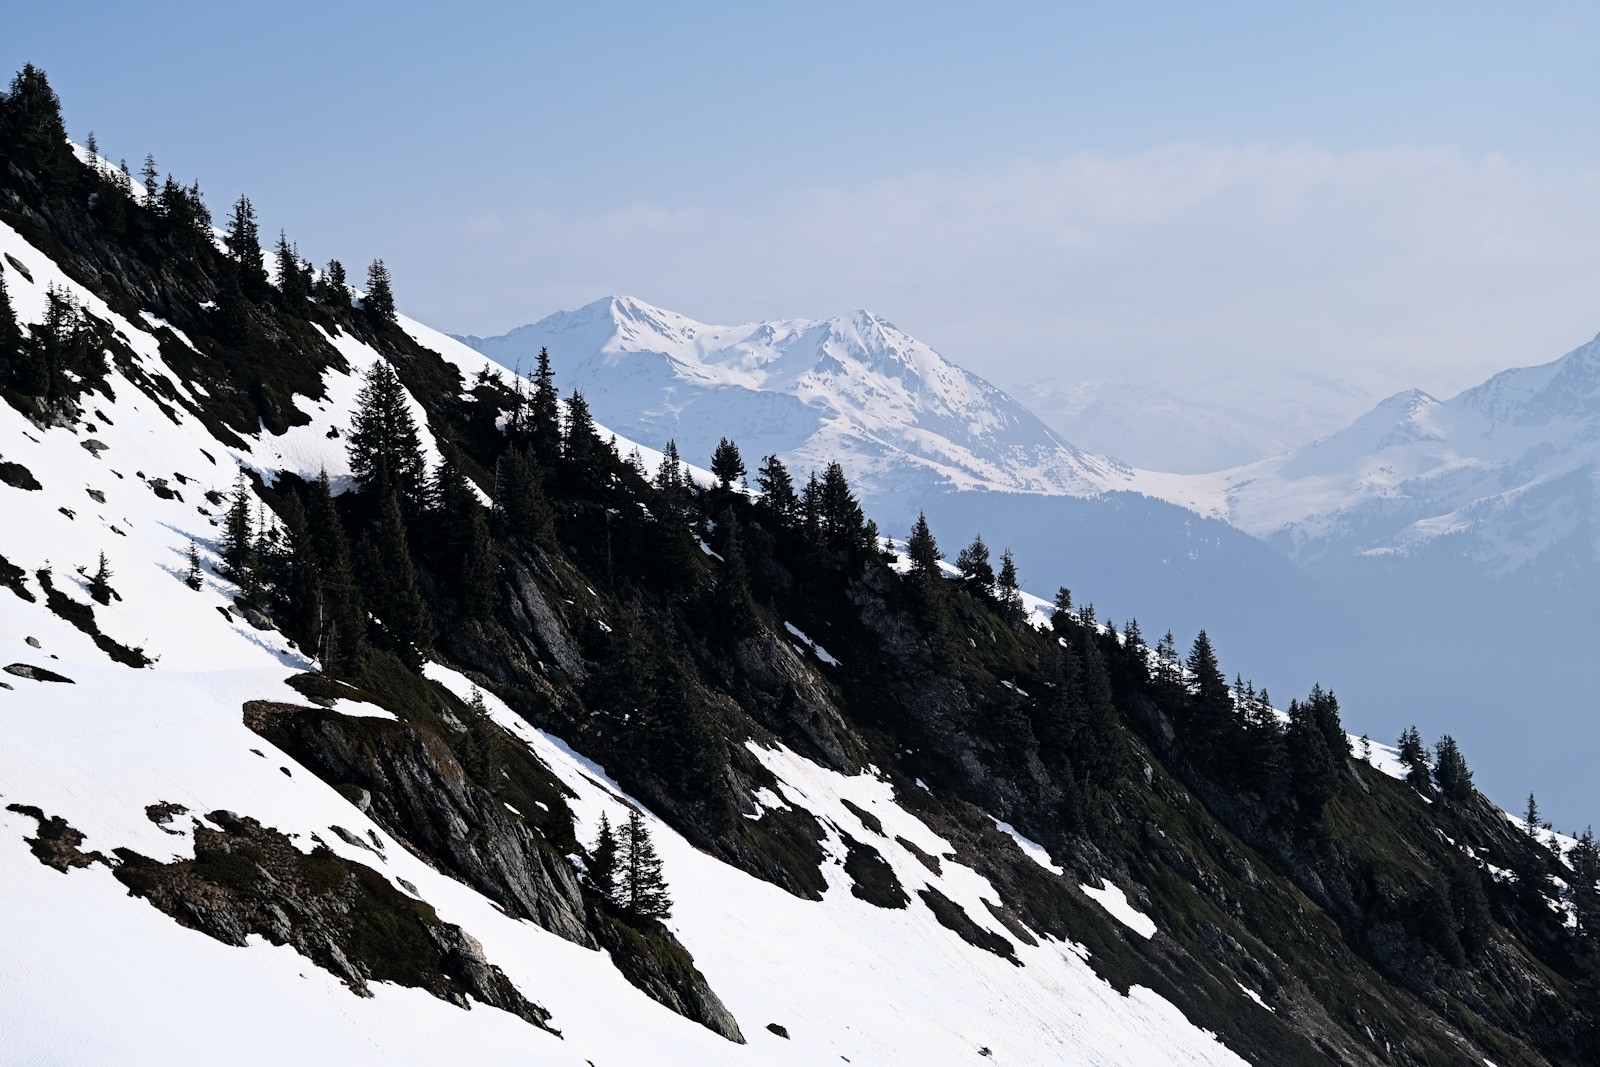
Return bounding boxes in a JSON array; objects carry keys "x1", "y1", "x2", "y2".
[{"x1": 0, "y1": 219, "x2": 1251, "y2": 1064}]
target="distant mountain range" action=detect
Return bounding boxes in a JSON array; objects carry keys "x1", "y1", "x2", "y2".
[
  {"x1": 456, "y1": 296, "x2": 1139, "y2": 498},
  {"x1": 1173, "y1": 333, "x2": 1600, "y2": 576}
]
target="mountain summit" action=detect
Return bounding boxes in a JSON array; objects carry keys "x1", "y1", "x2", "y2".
[{"x1": 458, "y1": 296, "x2": 1137, "y2": 497}]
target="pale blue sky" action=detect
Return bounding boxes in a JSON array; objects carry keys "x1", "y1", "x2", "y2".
[{"x1": 9, "y1": 2, "x2": 1600, "y2": 403}]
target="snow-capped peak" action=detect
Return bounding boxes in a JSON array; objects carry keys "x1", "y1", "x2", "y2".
[{"x1": 455, "y1": 298, "x2": 1139, "y2": 497}]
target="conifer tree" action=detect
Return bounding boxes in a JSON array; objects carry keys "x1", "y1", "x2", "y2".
[
  {"x1": 221, "y1": 471, "x2": 256, "y2": 585},
  {"x1": 184, "y1": 540, "x2": 204, "y2": 590},
  {"x1": 430, "y1": 458, "x2": 494, "y2": 619},
  {"x1": 305, "y1": 470, "x2": 366, "y2": 674},
  {"x1": 1524, "y1": 793, "x2": 1542, "y2": 840},
  {"x1": 87, "y1": 551, "x2": 113, "y2": 605},
  {"x1": 710, "y1": 437, "x2": 746, "y2": 491},
  {"x1": 1286, "y1": 697, "x2": 1338, "y2": 822},
  {"x1": 997, "y1": 549, "x2": 1024, "y2": 627},
  {"x1": 620, "y1": 809, "x2": 672, "y2": 920},
  {"x1": 817, "y1": 462, "x2": 867, "y2": 555},
  {"x1": 4, "y1": 64, "x2": 67, "y2": 185},
  {"x1": 347, "y1": 361, "x2": 426, "y2": 507},
  {"x1": 0, "y1": 269, "x2": 22, "y2": 364},
  {"x1": 224, "y1": 196, "x2": 269, "y2": 298},
  {"x1": 589, "y1": 813, "x2": 620, "y2": 903},
  {"x1": 906, "y1": 512, "x2": 941, "y2": 578},
  {"x1": 654, "y1": 439, "x2": 689, "y2": 520},
  {"x1": 317, "y1": 259, "x2": 349, "y2": 306},
  {"x1": 368, "y1": 492, "x2": 431, "y2": 669},
  {"x1": 140, "y1": 154, "x2": 159, "y2": 202},
  {"x1": 496, "y1": 446, "x2": 555, "y2": 546},
  {"x1": 1433, "y1": 734, "x2": 1474, "y2": 802},
  {"x1": 1449, "y1": 858, "x2": 1492, "y2": 959},
  {"x1": 755, "y1": 454, "x2": 797, "y2": 527},
  {"x1": 363, "y1": 259, "x2": 396, "y2": 324},
  {"x1": 275, "y1": 231, "x2": 310, "y2": 306},
  {"x1": 955, "y1": 534, "x2": 994, "y2": 591},
  {"x1": 528, "y1": 347, "x2": 561, "y2": 462},
  {"x1": 1398, "y1": 726, "x2": 1431, "y2": 790},
  {"x1": 560, "y1": 390, "x2": 607, "y2": 493}
]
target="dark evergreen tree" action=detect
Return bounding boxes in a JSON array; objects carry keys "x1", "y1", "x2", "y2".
[
  {"x1": 527, "y1": 347, "x2": 561, "y2": 463},
  {"x1": 220, "y1": 471, "x2": 256, "y2": 585},
  {"x1": 139, "y1": 153, "x2": 158, "y2": 202},
  {"x1": 0, "y1": 269, "x2": 22, "y2": 366},
  {"x1": 1185, "y1": 630, "x2": 1238, "y2": 765},
  {"x1": 305, "y1": 471, "x2": 366, "y2": 674},
  {"x1": 1398, "y1": 726, "x2": 1431, "y2": 791},
  {"x1": 1524, "y1": 792, "x2": 1541, "y2": 839},
  {"x1": 816, "y1": 462, "x2": 868, "y2": 555},
  {"x1": 1449, "y1": 858, "x2": 1493, "y2": 959},
  {"x1": 347, "y1": 361, "x2": 426, "y2": 507},
  {"x1": 560, "y1": 390, "x2": 608, "y2": 494},
  {"x1": 87, "y1": 551, "x2": 113, "y2": 605},
  {"x1": 1433, "y1": 734, "x2": 1474, "y2": 802},
  {"x1": 589, "y1": 812, "x2": 620, "y2": 903},
  {"x1": 363, "y1": 259, "x2": 396, "y2": 324},
  {"x1": 955, "y1": 534, "x2": 994, "y2": 591},
  {"x1": 1304, "y1": 684, "x2": 1349, "y2": 761},
  {"x1": 755, "y1": 454, "x2": 797, "y2": 528},
  {"x1": 620, "y1": 809, "x2": 672, "y2": 921},
  {"x1": 1286, "y1": 697, "x2": 1339, "y2": 822},
  {"x1": 653, "y1": 439, "x2": 690, "y2": 521},
  {"x1": 317, "y1": 259, "x2": 350, "y2": 307},
  {"x1": 224, "y1": 196, "x2": 269, "y2": 298},
  {"x1": 3, "y1": 64, "x2": 67, "y2": 186},
  {"x1": 430, "y1": 458, "x2": 494, "y2": 619},
  {"x1": 710, "y1": 437, "x2": 746, "y2": 491},
  {"x1": 997, "y1": 549, "x2": 1024, "y2": 628},
  {"x1": 906, "y1": 512, "x2": 941, "y2": 578},
  {"x1": 496, "y1": 446, "x2": 555, "y2": 547},
  {"x1": 1572, "y1": 827, "x2": 1600, "y2": 935},
  {"x1": 184, "y1": 540, "x2": 204, "y2": 591},
  {"x1": 367, "y1": 492, "x2": 431, "y2": 669},
  {"x1": 275, "y1": 231, "x2": 310, "y2": 307}
]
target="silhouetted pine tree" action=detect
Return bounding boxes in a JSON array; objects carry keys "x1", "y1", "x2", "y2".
[
  {"x1": 1398, "y1": 726, "x2": 1431, "y2": 791},
  {"x1": 347, "y1": 361, "x2": 426, "y2": 508},
  {"x1": 366, "y1": 491, "x2": 430, "y2": 669},
  {"x1": 363, "y1": 259, "x2": 396, "y2": 324},
  {"x1": 589, "y1": 812, "x2": 620, "y2": 903},
  {"x1": 224, "y1": 196, "x2": 269, "y2": 299},
  {"x1": 710, "y1": 437, "x2": 745, "y2": 491},
  {"x1": 955, "y1": 534, "x2": 993, "y2": 592},
  {"x1": 1433, "y1": 734, "x2": 1474, "y2": 802},
  {"x1": 1286, "y1": 696, "x2": 1339, "y2": 823},
  {"x1": 527, "y1": 346, "x2": 561, "y2": 462},
  {"x1": 305, "y1": 471, "x2": 366, "y2": 674},
  {"x1": 620, "y1": 809, "x2": 671, "y2": 921},
  {"x1": 755, "y1": 454, "x2": 797, "y2": 528},
  {"x1": 220, "y1": 471, "x2": 256, "y2": 585},
  {"x1": 317, "y1": 259, "x2": 349, "y2": 306}
]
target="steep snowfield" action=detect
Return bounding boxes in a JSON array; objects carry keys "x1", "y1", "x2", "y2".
[
  {"x1": 457, "y1": 296, "x2": 1143, "y2": 498},
  {"x1": 1165, "y1": 332, "x2": 1600, "y2": 571},
  {"x1": 0, "y1": 221, "x2": 1249, "y2": 1065}
]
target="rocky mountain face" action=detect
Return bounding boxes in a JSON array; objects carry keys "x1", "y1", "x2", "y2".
[{"x1": 3, "y1": 67, "x2": 1599, "y2": 1066}]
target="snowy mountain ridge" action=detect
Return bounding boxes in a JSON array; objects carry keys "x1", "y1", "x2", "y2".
[
  {"x1": 1170, "y1": 331, "x2": 1600, "y2": 571},
  {"x1": 457, "y1": 295, "x2": 1143, "y2": 498}
]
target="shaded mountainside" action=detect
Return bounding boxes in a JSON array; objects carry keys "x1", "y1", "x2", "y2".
[{"x1": 2, "y1": 66, "x2": 1599, "y2": 1065}]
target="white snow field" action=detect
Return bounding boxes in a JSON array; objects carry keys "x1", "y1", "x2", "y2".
[{"x1": 0, "y1": 220, "x2": 1247, "y2": 1065}]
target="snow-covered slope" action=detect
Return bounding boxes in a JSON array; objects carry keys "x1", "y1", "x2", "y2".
[
  {"x1": 457, "y1": 296, "x2": 1142, "y2": 497},
  {"x1": 1176, "y1": 332, "x2": 1600, "y2": 572},
  {"x1": 0, "y1": 222, "x2": 1250, "y2": 1065}
]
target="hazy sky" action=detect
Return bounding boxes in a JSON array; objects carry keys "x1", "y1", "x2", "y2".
[{"x1": 9, "y1": 2, "x2": 1600, "y2": 407}]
